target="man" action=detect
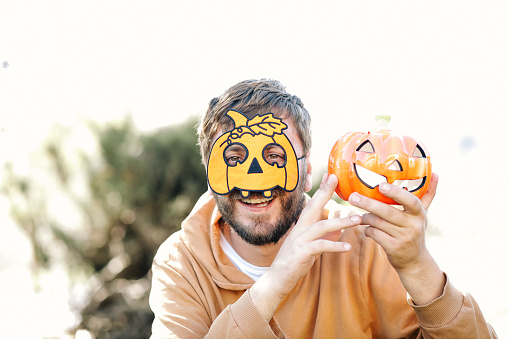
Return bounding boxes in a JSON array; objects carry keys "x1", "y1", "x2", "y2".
[{"x1": 149, "y1": 79, "x2": 496, "y2": 338}]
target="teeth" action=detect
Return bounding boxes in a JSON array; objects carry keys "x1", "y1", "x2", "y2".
[{"x1": 241, "y1": 196, "x2": 273, "y2": 205}]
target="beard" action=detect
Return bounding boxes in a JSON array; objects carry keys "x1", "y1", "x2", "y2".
[{"x1": 214, "y1": 172, "x2": 307, "y2": 246}]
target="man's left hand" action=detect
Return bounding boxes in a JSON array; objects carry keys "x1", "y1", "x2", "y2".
[{"x1": 347, "y1": 172, "x2": 445, "y2": 305}]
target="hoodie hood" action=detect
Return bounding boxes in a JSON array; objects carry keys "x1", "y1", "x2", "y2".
[{"x1": 180, "y1": 192, "x2": 254, "y2": 291}]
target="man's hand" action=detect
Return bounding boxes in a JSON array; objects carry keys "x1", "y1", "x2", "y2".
[
  {"x1": 347, "y1": 172, "x2": 445, "y2": 305},
  {"x1": 250, "y1": 173, "x2": 362, "y2": 322}
]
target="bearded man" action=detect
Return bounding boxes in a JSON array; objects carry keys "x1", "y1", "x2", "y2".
[{"x1": 149, "y1": 79, "x2": 496, "y2": 338}]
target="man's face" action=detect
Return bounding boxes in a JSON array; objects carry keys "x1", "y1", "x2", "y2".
[{"x1": 212, "y1": 118, "x2": 308, "y2": 246}]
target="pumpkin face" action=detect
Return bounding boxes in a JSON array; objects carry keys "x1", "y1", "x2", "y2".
[
  {"x1": 328, "y1": 128, "x2": 432, "y2": 205},
  {"x1": 207, "y1": 110, "x2": 299, "y2": 199}
]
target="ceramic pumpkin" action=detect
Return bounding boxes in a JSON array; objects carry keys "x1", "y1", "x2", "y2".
[
  {"x1": 328, "y1": 116, "x2": 432, "y2": 205},
  {"x1": 207, "y1": 110, "x2": 300, "y2": 199}
]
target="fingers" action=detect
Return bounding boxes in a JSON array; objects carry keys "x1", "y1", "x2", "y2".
[
  {"x1": 305, "y1": 215, "x2": 362, "y2": 241},
  {"x1": 345, "y1": 177, "x2": 437, "y2": 275},
  {"x1": 288, "y1": 173, "x2": 363, "y2": 255},
  {"x1": 349, "y1": 182, "x2": 425, "y2": 221},
  {"x1": 297, "y1": 174, "x2": 338, "y2": 227},
  {"x1": 348, "y1": 183, "x2": 428, "y2": 259},
  {"x1": 349, "y1": 190, "x2": 411, "y2": 228},
  {"x1": 312, "y1": 173, "x2": 338, "y2": 207},
  {"x1": 349, "y1": 172, "x2": 439, "y2": 220},
  {"x1": 287, "y1": 214, "x2": 361, "y2": 251},
  {"x1": 363, "y1": 224, "x2": 395, "y2": 246},
  {"x1": 420, "y1": 172, "x2": 439, "y2": 212},
  {"x1": 300, "y1": 215, "x2": 362, "y2": 257},
  {"x1": 380, "y1": 183, "x2": 423, "y2": 214},
  {"x1": 361, "y1": 212, "x2": 399, "y2": 237},
  {"x1": 306, "y1": 239, "x2": 352, "y2": 255}
]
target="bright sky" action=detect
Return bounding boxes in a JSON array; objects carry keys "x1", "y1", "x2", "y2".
[{"x1": 1, "y1": 1, "x2": 509, "y2": 337}]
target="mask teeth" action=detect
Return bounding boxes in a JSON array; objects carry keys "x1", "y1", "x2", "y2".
[
  {"x1": 263, "y1": 190, "x2": 272, "y2": 198},
  {"x1": 240, "y1": 190, "x2": 250, "y2": 198}
]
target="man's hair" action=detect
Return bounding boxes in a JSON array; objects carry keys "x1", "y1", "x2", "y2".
[{"x1": 197, "y1": 79, "x2": 312, "y2": 165}]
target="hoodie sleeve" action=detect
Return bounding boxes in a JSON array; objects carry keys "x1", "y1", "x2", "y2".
[
  {"x1": 220, "y1": 290, "x2": 285, "y2": 339},
  {"x1": 358, "y1": 233, "x2": 497, "y2": 338},
  {"x1": 408, "y1": 276, "x2": 498, "y2": 338},
  {"x1": 149, "y1": 238, "x2": 285, "y2": 339}
]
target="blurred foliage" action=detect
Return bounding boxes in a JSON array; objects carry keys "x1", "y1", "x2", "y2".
[{"x1": 1, "y1": 116, "x2": 207, "y2": 338}]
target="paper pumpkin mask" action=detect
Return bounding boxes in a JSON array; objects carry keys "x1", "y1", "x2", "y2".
[
  {"x1": 328, "y1": 116, "x2": 432, "y2": 205},
  {"x1": 207, "y1": 110, "x2": 300, "y2": 199}
]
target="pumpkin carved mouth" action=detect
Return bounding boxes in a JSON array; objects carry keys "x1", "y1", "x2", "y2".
[{"x1": 354, "y1": 164, "x2": 426, "y2": 192}]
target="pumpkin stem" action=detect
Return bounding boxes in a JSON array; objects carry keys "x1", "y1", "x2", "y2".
[{"x1": 375, "y1": 115, "x2": 391, "y2": 131}]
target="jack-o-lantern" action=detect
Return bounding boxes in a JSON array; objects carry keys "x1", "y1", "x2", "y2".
[
  {"x1": 207, "y1": 110, "x2": 300, "y2": 199},
  {"x1": 328, "y1": 116, "x2": 432, "y2": 205}
]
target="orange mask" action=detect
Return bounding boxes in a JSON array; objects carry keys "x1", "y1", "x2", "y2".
[{"x1": 207, "y1": 110, "x2": 301, "y2": 198}]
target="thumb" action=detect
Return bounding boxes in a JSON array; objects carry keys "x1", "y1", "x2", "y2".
[{"x1": 421, "y1": 172, "x2": 439, "y2": 212}]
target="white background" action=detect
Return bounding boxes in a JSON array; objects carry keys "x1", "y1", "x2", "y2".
[{"x1": 1, "y1": 1, "x2": 508, "y2": 338}]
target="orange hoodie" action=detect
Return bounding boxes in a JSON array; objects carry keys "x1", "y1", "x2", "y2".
[{"x1": 149, "y1": 193, "x2": 497, "y2": 338}]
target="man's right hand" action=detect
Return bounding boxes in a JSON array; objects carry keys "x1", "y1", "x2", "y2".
[{"x1": 249, "y1": 173, "x2": 362, "y2": 322}]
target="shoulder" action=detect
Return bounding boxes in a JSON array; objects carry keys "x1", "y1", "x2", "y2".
[
  {"x1": 154, "y1": 192, "x2": 217, "y2": 264},
  {"x1": 153, "y1": 230, "x2": 192, "y2": 268}
]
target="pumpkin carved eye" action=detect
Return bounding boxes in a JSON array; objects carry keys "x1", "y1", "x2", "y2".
[
  {"x1": 356, "y1": 140, "x2": 375, "y2": 153},
  {"x1": 412, "y1": 144, "x2": 426, "y2": 158},
  {"x1": 388, "y1": 160, "x2": 403, "y2": 171}
]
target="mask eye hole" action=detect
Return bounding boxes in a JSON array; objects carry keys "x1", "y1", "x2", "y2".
[
  {"x1": 412, "y1": 144, "x2": 426, "y2": 158},
  {"x1": 356, "y1": 140, "x2": 375, "y2": 153},
  {"x1": 263, "y1": 143, "x2": 287, "y2": 167},
  {"x1": 224, "y1": 143, "x2": 248, "y2": 167}
]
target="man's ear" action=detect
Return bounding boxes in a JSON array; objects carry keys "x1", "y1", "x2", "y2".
[{"x1": 304, "y1": 153, "x2": 313, "y2": 192}]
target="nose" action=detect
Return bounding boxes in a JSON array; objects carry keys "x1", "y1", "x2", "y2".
[{"x1": 248, "y1": 158, "x2": 263, "y2": 174}]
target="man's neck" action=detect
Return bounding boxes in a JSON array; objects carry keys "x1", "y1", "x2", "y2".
[{"x1": 221, "y1": 221, "x2": 290, "y2": 267}]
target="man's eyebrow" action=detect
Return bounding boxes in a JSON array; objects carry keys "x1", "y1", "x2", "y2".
[
  {"x1": 226, "y1": 144, "x2": 245, "y2": 152},
  {"x1": 264, "y1": 144, "x2": 284, "y2": 152}
]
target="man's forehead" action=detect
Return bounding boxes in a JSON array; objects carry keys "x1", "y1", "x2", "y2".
[{"x1": 213, "y1": 115, "x2": 301, "y2": 149}]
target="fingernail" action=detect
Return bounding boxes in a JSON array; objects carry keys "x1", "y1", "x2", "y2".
[
  {"x1": 379, "y1": 183, "x2": 389, "y2": 193},
  {"x1": 327, "y1": 174, "x2": 335, "y2": 184},
  {"x1": 321, "y1": 173, "x2": 328, "y2": 185},
  {"x1": 350, "y1": 193, "x2": 360, "y2": 204},
  {"x1": 351, "y1": 215, "x2": 361, "y2": 223},
  {"x1": 343, "y1": 243, "x2": 351, "y2": 251}
]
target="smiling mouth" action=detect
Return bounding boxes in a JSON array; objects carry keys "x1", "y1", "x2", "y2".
[
  {"x1": 240, "y1": 195, "x2": 273, "y2": 207},
  {"x1": 354, "y1": 164, "x2": 426, "y2": 192}
]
